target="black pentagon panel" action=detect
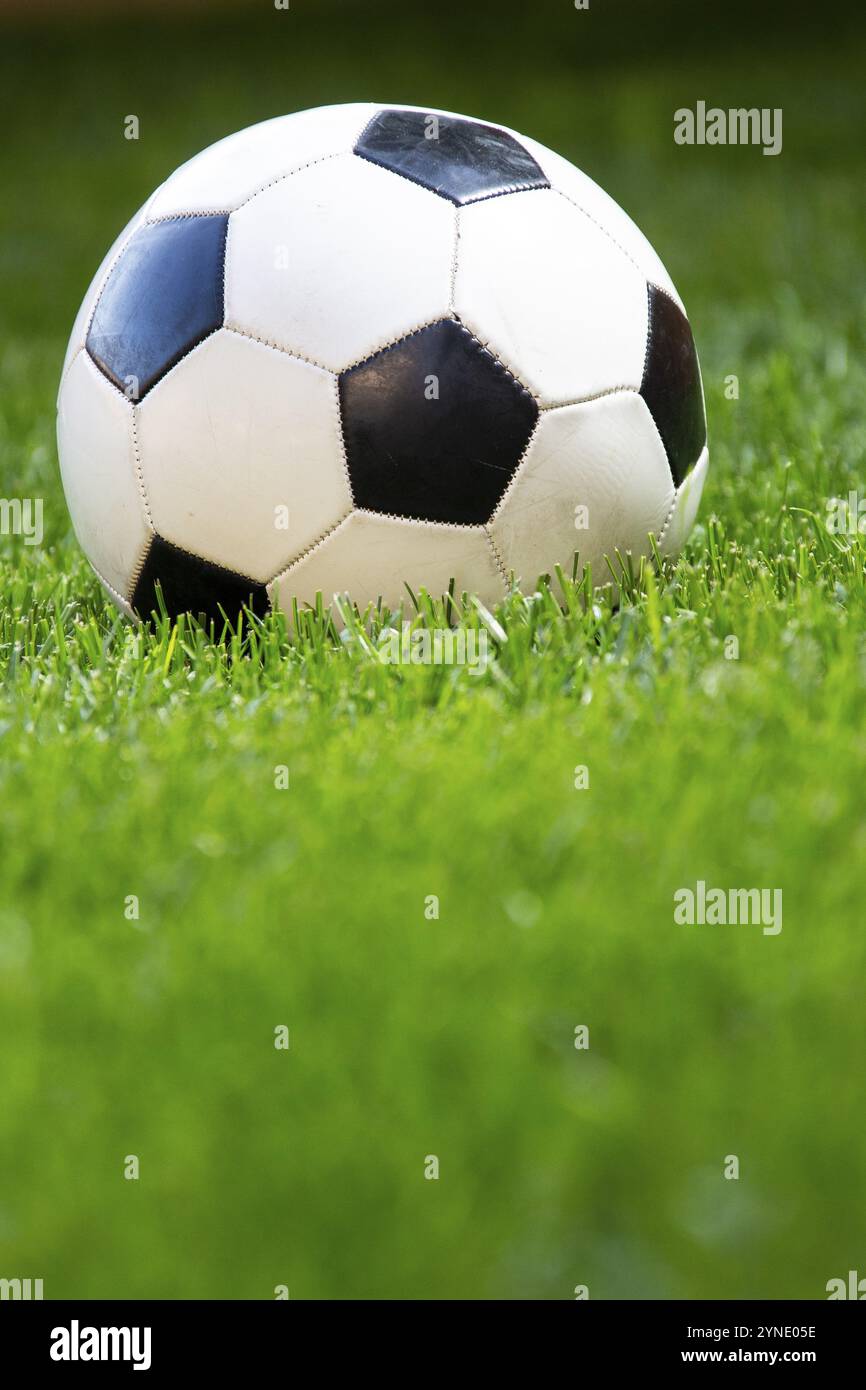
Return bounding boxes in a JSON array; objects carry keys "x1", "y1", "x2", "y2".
[
  {"x1": 86, "y1": 214, "x2": 228, "y2": 399},
  {"x1": 132, "y1": 535, "x2": 269, "y2": 627},
  {"x1": 354, "y1": 108, "x2": 549, "y2": 205},
  {"x1": 339, "y1": 319, "x2": 538, "y2": 525},
  {"x1": 640, "y1": 284, "x2": 707, "y2": 487}
]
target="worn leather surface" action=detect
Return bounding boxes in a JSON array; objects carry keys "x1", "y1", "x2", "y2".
[
  {"x1": 355, "y1": 108, "x2": 549, "y2": 205},
  {"x1": 87, "y1": 214, "x2": 228, "y2": 398}
]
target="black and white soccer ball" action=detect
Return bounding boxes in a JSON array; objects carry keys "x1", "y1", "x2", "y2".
[{"x1": 57, "y1": 103, "x2": 708, "y2": 624}]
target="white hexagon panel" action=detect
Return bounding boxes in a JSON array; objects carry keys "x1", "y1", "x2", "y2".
[
  {"x1": 453, "y1": 188, "x2": 649, "y2": 407},
  {"x1": 225, "y1": 152, "x2": 455, "y2": 371},
  {"x1": 509, "y1": 128, "x2": 686, "y2": 313},
  {"x1": 490, "y1": 392, "x2": 674, "y2": 594},
  {"x1": 270, "y1": 511, "x2": 505, "y2": 618},
  {"x1": 136, "y1": 329, "x2": 351, "y2": 583}
]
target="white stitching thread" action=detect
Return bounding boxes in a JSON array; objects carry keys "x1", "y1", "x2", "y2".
[
  {"x1": 353, "y1": 149, "x2": 459, "y2": 204},
  {"x1": 88, "y1": 559, "x2": 136, "y2": 615},
  {"x1": 448, "y1": 205, "x2": 461, "y2": 315},
  {"x1": 119, "y1": 327, "x2": 221, "y2": 405},
  {"x1": 340, "y1": 313, "x2": 537, "y2": 406},
  {"x1": 57, "y1": 343, "x2": 85, "y2": 399},
  {"x1": 126, "y1": 532, "x2": 153, "y2": 599},
  {"x1": 146, "y1": 532, "x2": 263, "y2": 587},
  {"x1": 553, "y1": 186, "x2": 645, "y2": 279},
  {"x1": 488, "y1": 412, "x2": 541, "y2": 523},
  {"x1": 268, "y1": 511, "x2": 355, "y2": 584},
  {"x1": 539, "y1": 385, "x2": 640, "y2": 412},
  {"x1": 449, "y1": 314, "x2": 538, "y2": 403},
  {"x1": 484, "y1": 526, "x2": 510, "y2": 593},
  {"x1": 655, "y1": 447, "x2": 707, "y2": 549},
  {"x1": 654, "y1": 491, "x2": 679, "y2": 550},
  {"x1": 145, "y1": 209, "x2": 232, "y2": 222},
  {"x1": 354, "y1": 147, "x2": 549, "y2": 208},
  {"x1": 339, "y1": 316, "x2": 449, "y2": 375},
  {"x1": 58, "y1": 208, "x2": 149, "y2": 398},
  {"x1": 331, "y1": 373, "x2": 355, "y2": 506},
  {"x1": 223, "y1": 323, "x2": 334, "y2": 374},
  {"x1": 639, "y1": 282, "x2": 654, "y2": 387},
  {"x1": 129, "y1": 402, "x2": 155, "y2": 532},
  {"x1": 233, "y1": 149, "x2": 346, "y2": 211},
  {"x1": 350, "y1": 507, "x2": 492, "y2": 534}
]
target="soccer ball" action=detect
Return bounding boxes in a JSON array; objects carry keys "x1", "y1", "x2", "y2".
[{"x1": 57, "y1": 103, "x2": 708, "y2": 624}]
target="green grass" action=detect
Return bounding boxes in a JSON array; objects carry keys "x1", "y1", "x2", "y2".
[{"x1": 2, "y1": 3, "x2": 866, "y2": 1299}]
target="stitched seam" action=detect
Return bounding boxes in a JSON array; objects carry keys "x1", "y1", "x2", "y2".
[
  {"x1": 489, "y1": 413, "x2": 541, "y2": 522},
  {"x1": 148, "y1": 533, "x2": 265, "y2": 588},
  {"x1": 125, "y1": 326, "x2": 222, "y2": 404},
  {"x1": 353, "y1": 507, "x2": 491, "y2": 534},
  {"x1": 655, "y1": 447, "x2": 707, "y2": 549},
  {"x1": 484, "y1": 526, "x2": 510, "y2": 593},
  {"x1": 231, "y1": 316, "x2": 531, "y2": 383},
  {"x1": 80, "y1": 183, "x2": 162, "y2": 356},
  {"x1": 58, "y1": 343, "x2": 85, "y2": 398},
  {"x1": 554, "y1": 186, "x2": 646, "y2": 280},
  {"x1": 63, "y1": 184, "x2": 195, "y2": 403},
  {"x1": 354, "y1": 149, "x2": 463, "y2": 203},
  {"x1": 461, "y1": 181, "x2": 549, "y2": 205},
  {"x1": 340, "y1": 316, "x2": 447, "y2": 374},
  {"x1": 148, "y1": 107, "x2": 377, "y2": 220},
  {"x1": 655, "y1": 490, "x2": 679, "y2": 549},
  {"x1": 351, "y1": 107, "x2": 380, "y2": 149},
  {"x1": 354, "y1": 147, "x2": 548, "y2": 207},
  {"x1": 540, "y1": 385, "x2": 641, "y2": 412},
  {"x1": 455, "y1": 322, "x2": 536, "y2": 404},
  {"x1": 223, "y1": 323, "x2": 334, "y2": 374},
  {"x1": 449, "y1": 315, "x2": 538, "y2": 404},
  {"x1": 341, "y1": 317, "x2": 454, "y2": 374},
  {"x1": 344, "y1": 314, "x2": 537, "y2": 404},
  {"x1": 218, "y1": 214, "x2": 228, "y2": 337},
  {"x1": 651, "y1": 283, "x2": 683, "y2": 311},
  {"x1": 448, "y1": 206, "x2": 460, "y2": 314},
  {"x1": 331, "y1": 373, "x2": 355, "y2": 506},
  {"x1": 640, "y1": 282, "x2": 654, "y2": 391},
  {"x1": 639, "y1": 387, "x2": 680, "y2": 492},
  {"x1": 83, "y1": 215, "x2": 146, "y2": 345},
  {"x1": 232, "y1": 149, "x2": 346, "y2": 211},
  {"x1": 145, "y1": 209, "x2": 232, "y2": 222},
  {"x1": 127, "y1": 532, "x2": 153, "y2": 598},
  {"x1": 88, "y1": 560, "x2": 136, "y2": 614},
  {"x1": 269, "y1": 511, "x2": 355, "y2": 583},
  {"x1": 89, "y1": 212, "x2": 226, "y2": 403},
  {"x1": 354, "y1": 112, "x2": 378, "y2": 150},
  {"x1": 129, "y1": 403, "x2": 155, "y2": 532},
  {"x1": 88, "y1": 353, "x2": 139, "y2": 401}
]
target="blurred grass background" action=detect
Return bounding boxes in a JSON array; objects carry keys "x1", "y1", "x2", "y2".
[{"x1": 1, "y1": 0, "x2": 866, "y2": 1299}]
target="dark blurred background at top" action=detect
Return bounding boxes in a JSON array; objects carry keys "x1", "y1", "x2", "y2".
[{"x1": 1, "y1": 0, "x2": 864, "y2": 347}]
